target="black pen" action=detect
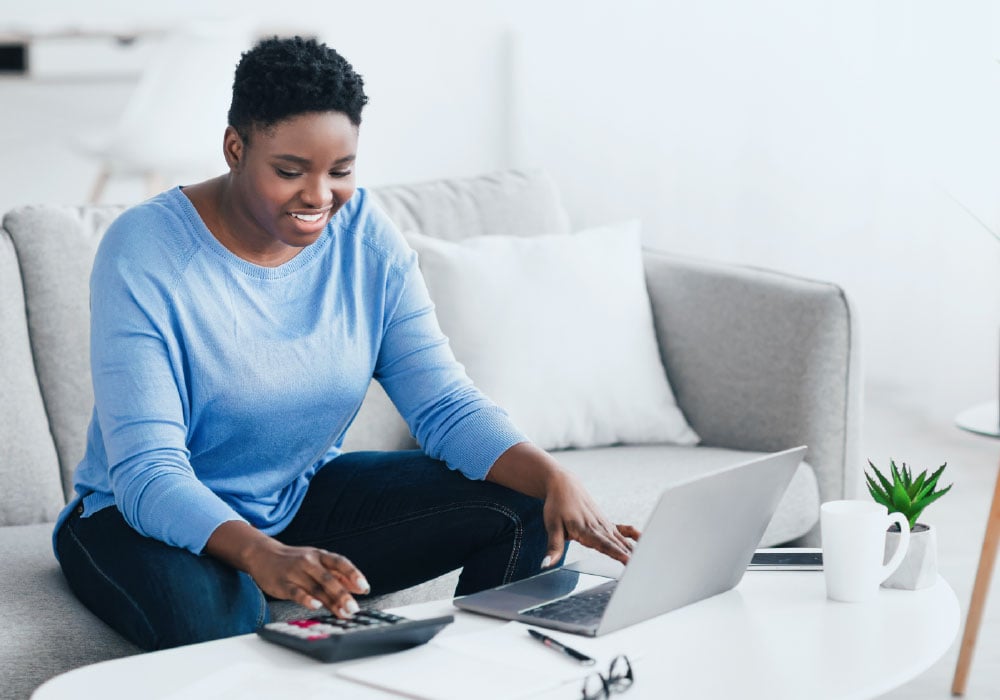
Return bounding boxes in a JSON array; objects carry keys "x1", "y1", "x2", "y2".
[{"x1": 527, "y1": 628, "x2": 596, "y2": 666}]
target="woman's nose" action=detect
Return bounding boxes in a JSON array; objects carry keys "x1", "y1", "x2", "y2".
[{"x1": 300, "y1": 176, "x2": 333, "y2": 209}]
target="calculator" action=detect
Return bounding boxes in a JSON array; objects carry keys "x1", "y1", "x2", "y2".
[{"x1": 256, "y1": 609, "x2": 455, "y2": 662}]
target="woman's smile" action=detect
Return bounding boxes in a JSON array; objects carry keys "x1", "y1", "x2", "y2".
[{"x1": 287, "y1": 207, "x2": 333, "y2": 237}]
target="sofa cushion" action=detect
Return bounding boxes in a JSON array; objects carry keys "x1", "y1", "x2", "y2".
[
  {"x1": 405, "y1": 221, "x2": 699, "y2": 451},
  {"x1": 2, "y1": 206, "x2": 125, "y2": 501},
  {"x1": 556, "y1": 444, "x2": 819, "y2": 549},
  {"x1": 338, "y1": 380, "x2": 418, "y2": 453},
  {"x1": 0, "y1": 230, "x2": 64, "y2": 526},
  {"x1": 342, "y1": 169, "x2": 573, "y2": 453},
  {"x1": 0, "y1": 524, "x2": 140, "y2": 699},
  {"x1": 370, "y1": 168, "x2": 571, "y2": 242}
]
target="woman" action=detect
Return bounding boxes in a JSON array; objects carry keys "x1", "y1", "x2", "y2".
[{"x1": 54, "y1": 36, "x2": 638, "y2": 651}]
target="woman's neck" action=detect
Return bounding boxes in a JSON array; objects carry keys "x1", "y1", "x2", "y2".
[{"x1": 184, "y1": 176, "x2": 300, "y2": 267}]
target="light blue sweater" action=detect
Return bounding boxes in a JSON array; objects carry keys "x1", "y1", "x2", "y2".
[{"x1": 53, "y1": 186, "x2": 526, "y2": 556}]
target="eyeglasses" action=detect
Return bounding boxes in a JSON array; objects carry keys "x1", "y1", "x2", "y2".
[{"x1": 580, "y1": 654, "x2": 634, "y2": 700}]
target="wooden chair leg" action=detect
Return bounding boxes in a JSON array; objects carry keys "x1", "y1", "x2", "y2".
[
  {"x1": 952, "y1": 455, "x2": 1000, "y2": 695},
  {"x1": 88, "y1": 164, "x2": 111, "y2": 204}
]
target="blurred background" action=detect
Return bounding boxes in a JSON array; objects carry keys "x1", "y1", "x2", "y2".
[
  {"x1": 2, "y1": 0, "x2": 998, "y2": 422},
  {"x1": 2, "y1": 1, "x2": 1000, "y2": 695}
]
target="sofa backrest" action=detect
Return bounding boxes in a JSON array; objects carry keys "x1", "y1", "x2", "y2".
[
  {"x1": 0, "y1": 169, "x2": 570, "y2": 521},
  {"x1": 2, "y1": 206, "x2": 125, "y2": 515},
  {"x1": 370, "y1": 169, "x2": 570, "y2": 241},
  {"x1": 0, "y1": 228, "x2": 65, "y2": 525}
]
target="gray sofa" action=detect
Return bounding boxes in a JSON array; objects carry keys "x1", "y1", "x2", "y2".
[{"x1": 0, "y1": 169, "x2": 861, "y2": 699}]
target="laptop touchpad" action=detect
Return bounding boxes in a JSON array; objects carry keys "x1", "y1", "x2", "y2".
[
  {"x1": 455, "y1": 568, "x2": 612, "y2": 616},
  {"x1": 507, "y1": 568, "x2": 611, "y2": 599}
]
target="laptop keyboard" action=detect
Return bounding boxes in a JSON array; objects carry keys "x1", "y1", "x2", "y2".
[{"x1": 520, "y1": 581, "x2": 618, "y2": 627}]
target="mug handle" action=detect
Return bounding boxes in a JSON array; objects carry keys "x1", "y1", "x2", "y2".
[{"x1": 881, "y1": 512, "x2": 911, "y2": 581}]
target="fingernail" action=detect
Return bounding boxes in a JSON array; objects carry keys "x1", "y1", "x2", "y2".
[
  {"x1": 345, "y1": 599, "x2": 360, "y2": 615},
  {"x1": 356, "y1": 575, "x2": 370, "y2": 593},
  {"x1": 541, "y1": 556, "x2": 552, "y2": 568},
  {"x1": 308, "y1": 598, "x2": 323, "y2": 610}
]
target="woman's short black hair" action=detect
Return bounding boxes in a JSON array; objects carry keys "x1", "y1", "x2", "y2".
[{"x1": 228, "y1": 36, "x2": 368, "y2": 141}]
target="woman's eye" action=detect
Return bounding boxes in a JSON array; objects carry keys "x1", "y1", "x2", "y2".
[
  {"x1": 276, "y1": 168, "x2": 301, "y2": 178},
  {"x1": 330, "y1": 170, "x2": 352, "y2": 179}
]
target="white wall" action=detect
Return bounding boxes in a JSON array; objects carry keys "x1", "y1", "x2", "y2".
[
  {"x1": 509, "y1": 1, "x2": 1000, "y2": 423},
  {"x1": 2, "y1": 0, "x2": 998, "y2": 426},
  {"x1": 0, "y1": 1, "x2": 516, "y2": 205}
]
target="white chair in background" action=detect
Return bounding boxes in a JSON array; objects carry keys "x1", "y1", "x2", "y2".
[{"x1": 80, "y1": 21, "x2": 255, "y2": 203}]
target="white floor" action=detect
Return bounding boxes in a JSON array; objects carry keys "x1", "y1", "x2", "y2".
[{"x1": 866, "y1": 390, "x2": 1000, "y2": 698}]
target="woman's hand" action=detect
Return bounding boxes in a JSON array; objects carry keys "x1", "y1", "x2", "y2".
[
  {"x1": 206, "y1": 521, "x2": 369, "y2": 618},
  {"x1": 244, "y1": 539, "x2": 371, "y2": 616},
  {"x1": 541, "y1": 470, "x2": 641, "y2": 568},
  {"x1": 486, "y1": 442, "x2": 640, "y2": 568}
]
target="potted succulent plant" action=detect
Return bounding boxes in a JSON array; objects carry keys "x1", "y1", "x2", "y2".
[{"x1": 865, "y1": 459, "x2": 953, "y2": 590}]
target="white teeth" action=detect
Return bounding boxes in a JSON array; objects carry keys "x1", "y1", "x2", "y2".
[{"x1": 291, "y1": 212, "x2": 324, "y2": 222}]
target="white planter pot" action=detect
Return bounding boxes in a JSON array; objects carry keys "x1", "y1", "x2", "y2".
[{"x1": 882, "y1": 523, "x2": 937, "y2": 590}]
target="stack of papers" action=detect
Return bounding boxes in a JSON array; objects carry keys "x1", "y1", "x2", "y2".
[{"x1": 337, "y1": 623, "x2": 624, "y2": 700}]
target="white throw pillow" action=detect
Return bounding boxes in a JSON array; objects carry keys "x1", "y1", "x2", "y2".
[{"x1": 404, "y1": 221, "x2": 699, "y2": 450}]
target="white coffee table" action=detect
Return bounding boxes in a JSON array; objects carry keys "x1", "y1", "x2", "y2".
[{"x1": 33, "y1": 571, "x2": 958, "y2": 700}]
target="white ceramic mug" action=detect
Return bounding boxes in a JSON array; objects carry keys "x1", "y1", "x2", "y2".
[{"x1": 821, "y1": 500, "x2": 910, "y2": 602}]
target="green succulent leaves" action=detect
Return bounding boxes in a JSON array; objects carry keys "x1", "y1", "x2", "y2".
[{"x1": 865, "y1": 459, "x2": 952, "y2": 530}]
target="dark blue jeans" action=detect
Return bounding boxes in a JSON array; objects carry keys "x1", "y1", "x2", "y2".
[{"x1": 56, "y1": 450, "x2": 549, "y2": 651}]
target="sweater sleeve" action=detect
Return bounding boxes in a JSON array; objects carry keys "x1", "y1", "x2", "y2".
[
  {"x1": 89, "y1": 216, "x2": 245, "y2": 554},
  {"x1": 373, "y1": 248, "x2": 528, "y2": 480}
]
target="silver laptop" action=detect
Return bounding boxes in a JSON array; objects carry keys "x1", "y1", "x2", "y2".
[{"x1": 454, "y1": 446, "x2": 806, "y2": 636}]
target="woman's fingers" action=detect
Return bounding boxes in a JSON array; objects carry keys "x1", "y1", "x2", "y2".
[
  {"x1": 305, "y1": 579, "x2": 360, "y2": 618},
  {"x1": 251, "y1": 545, "x2": 371, "y2": 619},
  {"x1": 567, "y1": 517, "x2": 642, "y2": 564},
  {"x1": 318, "y1": 550, "x2": 370, "y2": 594},
  {"x1": 288, "y1": 581, "x2": 358, "y2": 618},
  {"x1": 616, "y1": 523, "x2": 642, "y2": 541},
  {"x1": 295, "y1": 550, "x2": 371, "y2": 618},
  {"x1": 540, "y1": 470, "x2": 641, "y2": 567},
  {"x1": 288, "y1": 584, "x2": 325, "y2": 611},
  {"x1": 542, "y1": 510, "x2": 567, "y2": 568},
  {"x1": 567, "y1": 518, "x2": 632, "y2": 564},
  {"x1": 611, "y1": 524, "x2": 638, "y2": 554},
  {"x1": 586, "y1": 531, "x2": 631, "y2": 564}
]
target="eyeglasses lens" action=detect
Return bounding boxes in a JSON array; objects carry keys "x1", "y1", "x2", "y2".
[
  {"x1": 580, "y1": 655, "x2": 634, "y2": 699},
  {"x1": 607, "y1": 655, "x2": 634, "y2": 691},
  {"x1": 581, "y1": 672, "x2": 610, "y2": 700}
]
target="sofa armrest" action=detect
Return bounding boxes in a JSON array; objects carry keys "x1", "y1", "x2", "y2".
[{"x1": 643, "y1": 250, "x2": 862, "y2": 509}]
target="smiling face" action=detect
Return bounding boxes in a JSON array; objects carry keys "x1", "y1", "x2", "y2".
[{"x1": 220, "y1": 110, "x2": 359, "y2": 265}]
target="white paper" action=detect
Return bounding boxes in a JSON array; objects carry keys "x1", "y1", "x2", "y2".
[
  {"x1": 336, "y1": 635, "x2": 574, "y2": 700},
  {"x1": 336, "y1": 621, "x2": 646, "y2": 700},
  {"x1": 435, "y1": 622, "x2": 614, "y2": 677},
  {"x1": 162, "y1": 662, "x2": 386, "y2": 700}
]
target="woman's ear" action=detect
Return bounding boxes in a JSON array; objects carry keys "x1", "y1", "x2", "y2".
[{"x1": 222, "y1": 126, "x2": 245, "y2": 171}]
